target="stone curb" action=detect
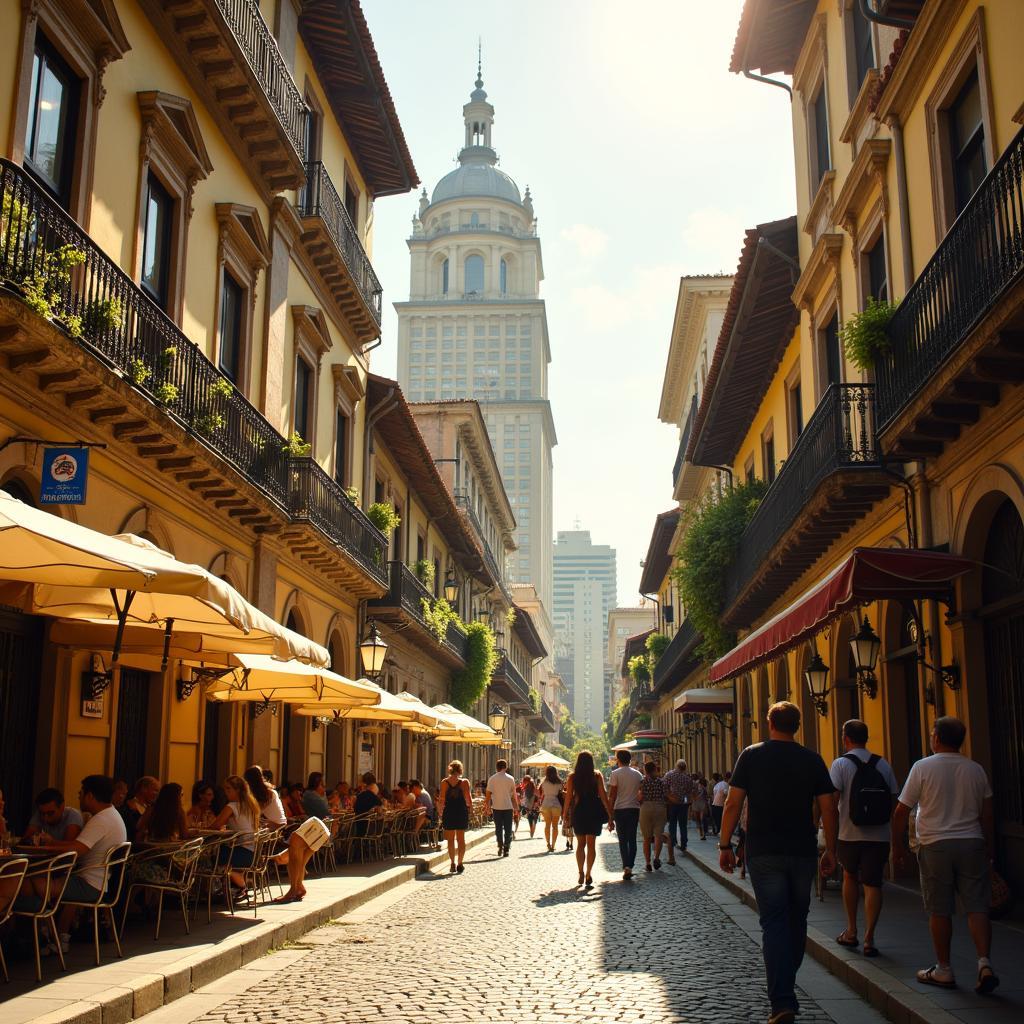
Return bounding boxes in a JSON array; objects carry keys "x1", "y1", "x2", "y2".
[
  {"x1": 15, "y1": 830, "x2": 493, "y2": 1024},
  {"x1": 684, "y1": 849, "x2": 961, "y2": 1024}
]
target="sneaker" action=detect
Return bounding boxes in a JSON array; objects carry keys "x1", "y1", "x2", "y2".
[
  {"x1": 503, "y1": 845, "x2": 511, "y2": 856},
  {"x1": 623, "y1": 868, "x2": 632, "y2": 880}
]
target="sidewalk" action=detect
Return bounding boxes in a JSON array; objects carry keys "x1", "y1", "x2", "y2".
[
  {"x1": 0, "y1": 829, "x2": 491, "y2": 1024},
  {"x1": 683, "y1": 833, "x2": 1024, "y2": 1024}
]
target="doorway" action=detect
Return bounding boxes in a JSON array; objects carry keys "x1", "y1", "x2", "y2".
[
  {"x1": 0, "y1": 610, "x2": 43, "y2": 830},
  {"x1": 114, "y1": 669, "x2": 152, "y2": 787}
]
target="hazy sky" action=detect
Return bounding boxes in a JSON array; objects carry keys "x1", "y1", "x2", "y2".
[{"x1": 363, "y1": 0, "x2": 795, "y2": 605}]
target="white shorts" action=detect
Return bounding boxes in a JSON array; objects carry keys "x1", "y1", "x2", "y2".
[{"x1": 293, "y1": 816, "x2": 330, "y2": 852}]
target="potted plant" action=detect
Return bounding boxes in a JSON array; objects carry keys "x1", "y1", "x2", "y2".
[{"x1": 840, "y1": 298, "x2": 899, "y2": 371}]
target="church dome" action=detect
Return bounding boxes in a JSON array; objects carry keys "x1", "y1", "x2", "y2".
[{"x1": 431, "y1": 161, "x2": 522, "y2": 206}]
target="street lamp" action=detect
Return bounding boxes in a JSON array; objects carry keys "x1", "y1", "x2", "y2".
[
  {"x1": 850, "y1": 615, "x2": 882, "y2": 699},
  {"x1": 804, "y1": 651, "x2": 831, "y2": 717},
  {"x1": 358, "y1": 619, "x2": 388, "y2": 680},
  {"x1": 487, "y1": 703, "x2": 508, "y2": 733},
  {"x1": 443, "y1": 572, "x2": 459, "y2": 605}
]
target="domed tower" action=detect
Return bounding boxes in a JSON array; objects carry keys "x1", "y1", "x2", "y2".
[{"x1": 396, "y1": 65, "x2": 555, "y2": 615}]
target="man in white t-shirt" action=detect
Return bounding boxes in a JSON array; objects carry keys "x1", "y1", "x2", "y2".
[
  {"x1": 607, "y1": 750, "x2": 644, "y2": 879},
  {"x1": 829, "y1": 720, "x2": 899, "y2": 957},
  {"x1": 485, "y1": 759, "x2": 519, "y2": 856},
  {"x1": 893, "y1": 716, "x2": 998, "y2": 996},
  {"x1": 711, "y1": 772, "x2": 731, "y2": 835},
  {"x1": 31, "y1": 774, "x2": 127, "y2": 955}
]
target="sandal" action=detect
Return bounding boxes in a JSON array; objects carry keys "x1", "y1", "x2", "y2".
[
  {"x1": 862, "y1": 944, "x2": 879, "y2": 958},
  {"x1": 975, "y1": 965, "x2": 999, "y2": 995},
  {"x1": 836, "y1": 931, "x2": 859, "y2": 948},
  {"x1": 272, "y1": 892, "x2": 303, "y2": 905},
  {"x1": 917, "y1": 965, "x2": 956, "y2": 989}
]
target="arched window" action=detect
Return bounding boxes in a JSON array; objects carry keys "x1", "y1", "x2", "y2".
[
  {"x1": 1, "y1": 478, "x2": 35, "y2": 506},
  {"x1": 441, "y1": 258, "x2": 449, "y2": 295},
  {"x1": 470, "y1": 212, "x2": 479, "y2": 227},
  {"x1": 464, "y1": 254, "x2": 484, "y2": 295},
  {"x1": 500, "y1": 258, "x2": 508, "y2": 295}
]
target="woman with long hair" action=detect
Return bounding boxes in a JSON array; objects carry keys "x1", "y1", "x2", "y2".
[
  {"x1": 211, "y1": 775, "x2": 261, "y2": 892},
  {"x1": 187, "y1": 780, "x2": 216, "y2": 830},
  {"x1": 243, "y1": 765, "x2": 286, "y2": 828},
  {"x1": 521, "y1": 776, "x2": 540, "y2": 838},
  {"x1": 138, "y1": 783, "x2": 188, "y2": 843},
  {"x1": 562, "y1": 751, "x2": 611, "y2": 887},
  {"x1": 538, "y1": 765, "x2": 563, "y2": 852},
  {"x1": 437, "y1": 759, "x2": 471, "y2": 874}
]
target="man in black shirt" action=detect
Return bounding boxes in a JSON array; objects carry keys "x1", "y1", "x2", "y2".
[{"x1": 719, "y1": 701, "x2": 837, "y2": 1024}]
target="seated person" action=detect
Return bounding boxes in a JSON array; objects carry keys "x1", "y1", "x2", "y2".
[
  {"x1": 283, "y1": 783, "x2": 304, "y2": 819},
  {"x1": 301, "y1": 772, "x2": 330, "y2": 818},
  {"x1": 111, "y1": 780, "x2": 128, "y2": 810},
  {"x1": 187, "y1": 780, "x2": 217, "y2": 830},
  {"x1": 25, "y1": 775, "x2": 127, "y2": 955},
  {"x1": 410, "y1": 780, "x2": 433, "y2": 834},
  {"x1": 24, "y1": 787, "x2": 83, "y2": 843},
  {"x1": 137, "y1": 783, "x2": 188, "y2": 842},
  {"x1": 121, "y1": 776, "x2": 160, "y2": 842},
  {"x1": 336, "y1": 781, "x2": 353, "y2": 811},
  {"x1": 353, "y1": 772, "x2": 383, "y2": 836}
]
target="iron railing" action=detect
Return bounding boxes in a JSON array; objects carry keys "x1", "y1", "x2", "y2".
[
  {"x1": 724, "y1": 383, "x2": 880, "y2": 609},
  {"x1": 0, "y1": 158, "x2": 386, "y2": 582},
  {"x1": 877, "y1": 123, "x2": 1024, "y2": 429},
  {"x1": 673, "y1": 395, "x2": 698, "y2": 489},
  {"x1": 494, "y1": 651, "x2": 531, "y2": 705},
  {"x1": 453, "y1": 492, "x2": 511, "y2": 600},
  {"x1": 539, "y1": 699, "x2": 556, "y2": 732},
  {"x1": 215, "y1": 0, "x2": 307, "y2": 158},
  {"x1": 301, "y1": 161, "x2": 383, "y2": 327},
  {"x1": 651, "y1": 617, "x2": 698, "y2": 693}
]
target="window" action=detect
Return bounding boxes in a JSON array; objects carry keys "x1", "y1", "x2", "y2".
[
  {"x1": 786, "y1": 372, "x2": 804, "y2": 448},
  {"x1": 744, "y1": 455, "x2": 755, "y2": 485},
  {"x1": 218, "y1": 271, "x2": 244, "y2": 382},
  {"x1": 851, "y1": 7, "x2": 875, "y2": 92},
  {"x1": 949, "y1": 71, "x2": 987, "y2": 215},
  {"x1": 500, "y1": 258, "x2": 508, "y2": 295},
  {"x1": 442, "y1": 258, "x2": 449, "y2": 295},
  {"x1": 294, "y1": 356, "x2": 313, "y2": 441},
  {"x1": 865, "y1": 233, "x2": 888, "y2": 303},
  {"x1": 24, "y1": 36, "x2": 79, "y2": 207},
  {"x1": 141, "y1": 172, "x2": 173, "y2": 309},
  {"x1": 821, "y1": 313, "x2": 842, "y2": 390},
  {"x1": 334, "y1": 410, "x2": 349, "y2": 486},
  {"x1": 761, "y1": 423, "x2": 776, "y2": 485},
  {"x1": 811, "y1": 84, "x2": 831, "y2": 188},
  {"x1": 465, "y1": 255, "x2": 484, "y2": 294},
  {"x1": 344, "y1": 176, "x2": 359, "y2": 227}
]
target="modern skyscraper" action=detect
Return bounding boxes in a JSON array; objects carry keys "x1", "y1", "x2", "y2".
[
  {"x1": 553, "y1": 530, "x2": 618, "y2": 731},
  {"x1": 394, "y1": 66, "x2": 555, "y2": 615}
]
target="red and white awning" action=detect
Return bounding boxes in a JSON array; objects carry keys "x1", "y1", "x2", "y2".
[
  {"x1": 672, "y1": 687, "x2": 735, "y2": 714},
  {"x1": 708, "y1": 547, "x2": 974, "y2": 684}
]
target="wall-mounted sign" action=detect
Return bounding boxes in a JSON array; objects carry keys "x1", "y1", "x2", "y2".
[{"x1": 40, "y1": 447, "x2": 89, "y2": 505}]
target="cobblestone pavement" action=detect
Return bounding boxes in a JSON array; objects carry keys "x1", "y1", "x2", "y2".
[{"x1": 187, "y1": 832, "x2": 887, "y2": 1024}]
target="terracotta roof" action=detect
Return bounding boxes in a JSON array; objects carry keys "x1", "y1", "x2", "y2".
[
  {"x1": 638, "y1": 509, "x2": 681, "y2": 595},
  {"x1": 366, "y1": 375, "x2": 486, "y2": 577},
  {"x1": 299, "y1": 0, "x2": 418, "y2": 197},
  {"x1": 512, "y1": 605, "x2": 547, "y2": 659},
  {"x1": 687, "y1": 217, "x2": 800, "y2": 469},
  {"x1": 730, "y1": 0, "x2": 817, "y2": 77}
]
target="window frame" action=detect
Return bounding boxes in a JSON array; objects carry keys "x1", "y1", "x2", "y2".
[
  {"x1": 845, "y1": 1, "x2": 876, "y2": 101},
  {"x1": 217, "y1": 268, "x2": 245, "y2": 383},
  {"x1": 140, "y1": 171, "x2": 174, "y2": 310},
  {"x1": 293, "y1": 354, "x2": 314, "y2": 445},
  {"x1": 785, "y1": 361, "x2": 804, "y2": 450}
]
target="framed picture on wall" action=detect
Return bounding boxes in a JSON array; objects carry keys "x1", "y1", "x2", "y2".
[{"x1": 81, "y1": 696, "x2": 104, "y2": 719}]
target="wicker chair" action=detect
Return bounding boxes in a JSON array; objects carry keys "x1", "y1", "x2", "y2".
[
  {"x1": 0, "y1": 856, "x2": 29, "y2": 981},
  {"x1": 13, "y1": 850, "x2": 77, "y2": 981},
  {"x1": 122, "y1": 838, "x2": 203, "y2": 939},
  {"x1": 61, "y1": 841, "x2": 132, "y2": 965}
]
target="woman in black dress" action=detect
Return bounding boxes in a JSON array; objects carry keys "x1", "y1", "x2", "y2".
[
  {"x1": 437, "y1": 759, "x2": 471, "y2": 873},
  {"x1": 563, "y1": 750, "x2": 612, "y2": 887}
]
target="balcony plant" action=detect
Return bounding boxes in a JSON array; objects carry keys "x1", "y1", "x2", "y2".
[
  {"x1": 420, "y1": 596, "x2": 457, "y2": 643},
  {"x1": 506, "y1": 607, "x2": 517, "y2": 627},
  {"x1": 645, "y1": 632, "x2": 670, "y2": 667},
  {"x1": 282, "y1": 431, "x2": 311, "y2": 458},
  {"x1": 627, "y1": 654, "x2": 650, "y2": 686},
  {"x1": 672, "y1": 478, "x2": 767, "y2": 661},
  {"x1": 367, "y1": 502, "x2": 400, "y2": 535},
  {"x1": 413, "y1": 559, "x2": 435, "y2": 589},
  {"x1": 343, "y1": 486, "x2": 360, "y2": 505},
  {"x1": 528, "y1": 688, "x2": 541, "y2": 714},
  {"x1": 82, "y1": 296, "x2": 125, "y2": 338},
  {"x1": 840, "y1": 297, "x2": 899, "y2": 371},
  {"x1": 450, "y1": 619, "x2": 498, "y2": 712}
]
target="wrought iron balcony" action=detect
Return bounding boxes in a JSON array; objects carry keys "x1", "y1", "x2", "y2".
[
  {"x1": 876, "y1": 123, "x2": 1024, "y2": 457},
  {"x1": 651, "y1": 618, "x2": 699, "y2": 695},
  {"x1": 300, "y1": 162, "x2": 383, "y2": 340},
  {"x1": 366, "y1": 562, "x2": 469, "y2": 667},
  {"x1": 453, "y1": 492, "x2": 512, "y2": 601},
  {"x1": 723, "y1": 384, "x2": 888, "y2": 626},
  {"x1": 491, "y1": 651, "x2": 531, "y2": 708},
  {"x1": 0, "y1": 158, "x2": 385, "y2": 592},
  {"x1": 138, "y1": 0, "x2": 306, "y2": 193},
  {"x1": 672, "y1": 395, "x2": 699, "y2": 495}
]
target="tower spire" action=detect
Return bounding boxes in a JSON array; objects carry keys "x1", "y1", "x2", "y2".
[{"x1": 476, "y1": 38, "x2": 482, "y2": 89}]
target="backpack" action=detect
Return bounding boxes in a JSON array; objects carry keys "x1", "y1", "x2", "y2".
[{"x1": 844, "y1": 753, "x2": 892, "y2": 827}]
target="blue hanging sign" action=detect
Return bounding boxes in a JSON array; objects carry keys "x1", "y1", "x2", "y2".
[{"x1": 40, "y1": 447, "x2": 90, "y2": 505}]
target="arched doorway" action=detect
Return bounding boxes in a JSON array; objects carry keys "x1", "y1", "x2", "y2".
[
  {"x1": 981, "y1": 498, "x2": 1024, "y2": 891},
  {"x1": 832, "y1": 617, "x2": 860, "y2": 752},
  {"x1": 884, "y1": 601, "x2": 925, "y2": 784},
  {"x1": 774, "y1": 659, "x2": 790, "y2": 702}
]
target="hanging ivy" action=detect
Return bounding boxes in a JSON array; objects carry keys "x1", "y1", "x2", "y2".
[
  {"x1": 367, "y1": 502, "x2": 401, "y2": 535},
  {"x1": 671, "y1": 479, "x2": 767, "y2": 661},
  {"x1": 413, "y1": 559, "x2": 435, "y2": 588},
  {"x1": 450, "y1": 620, "x2": 498, "y2": 712},
  {"x1": 627, "y1": 654, "x2": 650, "y2": 686},
  {"x1": 645, "y1": 632, "x2": 670, "y2": 666},
  {"x1": 421, "y1": 596, "x2": 460, "y2": 643}
]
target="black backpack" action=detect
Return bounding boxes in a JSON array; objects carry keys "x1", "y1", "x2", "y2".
[{"x1": 844, "y1": 753, "x2": 892, "y2": 827}]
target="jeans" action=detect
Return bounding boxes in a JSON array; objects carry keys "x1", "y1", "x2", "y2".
[
  {"x1": 667, "y1": 803, "x2": 688, "y2": 850},
  {"x1": 711, "y1": 805, "x2": 724, "y2": 835},
  {"x1": 747, "y1": 855, "x2": 817, "y2": 1015},
  {"x1": 614, "y1": 808, "x2": 640, "y2": 869},
  {"x1": 493, "y1": 809, "x2": 514, "y2": 850}
]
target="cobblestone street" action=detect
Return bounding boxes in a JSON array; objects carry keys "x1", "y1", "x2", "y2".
[{"x1": 155, "y1": 831, "x2": 887, "y2": 1024}]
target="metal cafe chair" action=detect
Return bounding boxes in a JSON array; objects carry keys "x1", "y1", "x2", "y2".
[
  {"x1": 60, "y1": 841, "x2": 132, "y2": 965},
  {"x1": 356, "y1": 812, "x2": 386, "y2": 862},
  {"x1": 191, "y1": 832, "x2": 239, "y2": 924},
  {"x1": 13, "y1": 850, "x2": 77, "y2": 981},
  {"x1": 0, "y1": 856, "x2": 30, "y2": 982},
  {"x1": 236, "y1": 829, "x2": 274, "y2": 915},
  {"x1": 122, "y1": 837, "x2": 203, "y2": 939}
]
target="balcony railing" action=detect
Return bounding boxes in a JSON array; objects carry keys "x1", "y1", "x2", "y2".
[
  {"x1": 673, "y1": 395, "x2": 698, "y2": 490},
  {"x1": 651, "y1": 617, "x2": 698, "y2": 694},
  {"x1": 216, "y1": 0, "x2": 306, "y2": 157},
  {"x1": 492, "y1": 651, "x2": 531, "y2": 706},
  {"x1": 877, "y1": 123, "x2": 1024, "y2": 431},
  {"x1": 301, "y1": 161, "x2": 382, "y2": 328},
  {"x1": 723, "y1": 383, "x2": 881, "y2": 611},
  {"x1": 0, "y1": 158, "x2": 386, "y2": 584},
  {"x1": 539, "y1": 699, "x2": 556, "y2": 732},
  {"x1": 453, "y1": 492, "x2": 511, "y2": 599}
]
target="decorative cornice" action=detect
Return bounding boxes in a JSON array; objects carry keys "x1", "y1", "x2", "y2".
[
  {"x1": 840, "y1": 69, "x2": 880, "y2": 145},
  {"x1": 802, "y1": 170, "x2": 836, "y2": 238},
  {"x1": 792, "y1": 233, "x2": 844, "y2": 312},
  {"x1": 291, "y1": 304, "x2": 332, "y2": 363},
  {"x1": 793, "y1": 12, "x2": 828, "y2": 97},
  {"x1": 331, "y1": 363, "x2": 365, "y2": 406},
  {"x1": 215, "y1": 203, "x2": 271, "y2": 272},
  {"x1": 833, "y1": 139, "x2": 892, "y2": 238}
]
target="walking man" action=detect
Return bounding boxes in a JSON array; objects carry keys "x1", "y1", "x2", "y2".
[
  {"x1": 711, "y1": 772, "x2": 730, "y2": 836},
  {"x1": 663, "y1": 758, "x2": 696, "y2": 854},
  {"x1": 892, "y1": 716, "x2": 998, "y2": 995},
  {"x1": 829, "y1": 720, "x2": 899, "y2": 957},
  {"x1": 719, "y1": 701, "x2": 837, "y2": 1024},
  {"x1": 484, "y1": 759, "x2": 519, "y2": 857},
  {"x1": 607, "y1": 749, "x2": 644, "y2": 879}
]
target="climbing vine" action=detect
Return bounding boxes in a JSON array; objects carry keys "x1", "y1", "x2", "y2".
[{"x1": 450, "y1": 620, "x2": 499, "y2": 712}]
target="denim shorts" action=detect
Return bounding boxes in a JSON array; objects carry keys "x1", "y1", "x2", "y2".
[{"x1": 918, "y1": 838, "x2": 989, "y2": 916}]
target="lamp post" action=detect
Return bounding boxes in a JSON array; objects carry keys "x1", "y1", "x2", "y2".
[
  {"x1": 443, "y1": 572, "x2": 459, "y2": 606},
  {"x1": 849, "y1": 615, "x2": 882, "y2": 698},
  {"x1": 358, "y1": 619, "x2": 388, "y2": 681},
  {"x1": 804, "y1": 652, "x2": 831, "y2": 716},
  {"x1": 488, "y1": 703, "x2": 508, "y2": 734}
]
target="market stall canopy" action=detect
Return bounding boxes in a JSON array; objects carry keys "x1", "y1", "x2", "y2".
[
  {"x1": 708, "y1": 547, "x2": 975, "y2": 683},
  {"x1": 203, "y1": 656, "x2": 379, "y2": 705},
  {"x1": 520, "y1": 748, "x2": 570, "y2": 769},
  {"x1": 673, "y1": 687, "x2": 735, "y2": 714}
]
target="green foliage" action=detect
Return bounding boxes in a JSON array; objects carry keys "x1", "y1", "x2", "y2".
[
  {"x1": 367, "y1": 502, "x2": 401, "y2": 535},
  {"x1": 450, "y1": 620, "x2": 498, "y2": 711},
  {"x1": 343, "y1": 486, "x2": 360, "y2": 505},
  {"x1": 627, "y1": 654, "x2": 650, "y2": 686},
  {"x1": 153, "y1": 382, "x2": 179, "y2": 405},
  {"x1": 413, "y1": 559, "x2": 435, "y2": 588},
  {"x1": 194, "y1": 411, "x2": 224, "y2": 436},
  {"x1": 672, "y1": 479, "x2": 768, "y2": 660},
  {"x1": 82, "y1": 297, "x2": 125, "y2": 337},
  {"x1": 282, "y1": 431, "x2": 312, "y2": 457},
  {"x1": 128, "y1": 358, "x2": 150, "y2": 385},
  {"x1": 157, "y1": 347, "x2": 177, "y2": 374},
  {"x1": 645, "y1": 632, "x2": 670, "y2": 666},
  {"x1": 555, "y1": 709, "x2": 611, "y2": 767},
  {"x1": 528, "y1": 688, "x2": 541, "y2": 713},
  {"x1": 194, "y1": 377, "x2": 234, "y2": 436},
  {"x1": 17, "y1": 244, "x2": 85, "y2": 332},
  {"x1": 420, "y1": 596, "x2": 459, "y2": 643},
  {"x1": 505, "y1": 607, "x2": 517, "y2": 627},
  {"x1": 840, "y1": 297, "x2": 899, "y2": 371},
  {"x1": 209, "y1": 377, "x2": 233, "y2": 400},
  {"x1": 604, "y1": 695, "x2": 629, "y2": 744}
]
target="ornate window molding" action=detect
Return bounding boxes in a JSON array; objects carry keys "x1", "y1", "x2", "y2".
[{"x1": 833, "y1": 138, "x2": 891, "y2": 248}]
